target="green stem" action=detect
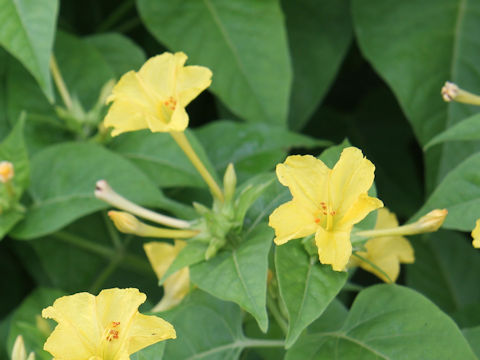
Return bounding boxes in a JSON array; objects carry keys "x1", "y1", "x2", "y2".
[
  {"x1": 50, "y1": 56, "x2": 73, "y2": 110},
  {"x1": 170, "y1": 131, "x2": 224, "y2": 203},
  {"x1": 342, "y1": 282, "x2": 364, "y2": 292},
  {"x1": 267, "y1": 295, "x2": 288, "y2": 335},
  {"x1": 103, "y1": 211, "x2": 122, "y2": 249},
  {"x1": 96, "y1": 0, "x2": 134, "y2": 32},
  {"x1": 53, "y1": 231, "x2": 151, "y2": 276},
  {"x1": 114, "y1": 18, "x2": 141, "y2": 34},
  {"x1": 242, "y1": 338, "x2": 285, "y2": 348},
  {"x1": 89, "y1": 256, "x2": 121, "y2": 293}
]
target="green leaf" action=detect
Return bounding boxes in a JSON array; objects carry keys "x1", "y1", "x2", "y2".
[
  {"x1": 7, "y1": 288, "x2": 65, "y2": 360},
  {"x1": 0, "y1": 116, "x2": 29, "y2": 190},
  {"x1": 11, "y1": 142, "x2": 175, "y2": 239},
  {"x1": 406, "y1": 231, "x2": 480, "y2": 326},
  {"x1": 86, "y1": 33, "x2": 146, "y2": 78},
  {"x1": 0, "y1": 0, "x2": 58, "y2": 101},
  {"x1": 190, "y1": 224, "x2": 272, "y2": 332},
  {"x1": 286, "y1": 284, "x2": 476, "y2": 359},
  {"x1": 195, "y1": 121, "x2": 330, "y2": 182},
  {"x1": 13, "y1": 213, "x2": 157, "y2": 293},
  {"x1": 131, "y1": 342, "x2": 165, "y2": 360},
  {"x1": 136, "y1": 0, "x2": 292, "y2": 125},
  {"x1": 275, "y1": 241, "x2": 347, "y2": 348},
  {"x1": 160, "y1": 241, "x2": 208, "y2": 285},
  {"x1": 55, "y1": 31, "x2": 115, "y2": 110},
  {"x1": 414, "y1": 152, "x2": 480, "y2": 231},
  {"x1": 283, "y1": 0, "x2": 352, "y2": 129},
  {"x1": 352, "y1": 0, "x2": 480, "y2": 190},
  {"x1": 5, "y1": 53, "x2": 66, "y2": 154},
  {"x1": 425, "y1": 112, "x2": 480, "y2": 150},
  {"x1": 0, "y1": 117, "x2": 29, "y2": 239},
  {"x1": 307, "y1": 299, "x2": 348, "y2": 334},
  {"x1": 0, "y1": 211, "x2": 24, "y2": 241},
  {"x1": 233, "y1": 173, "x2": 275, "y2": 227},
  {"x1": 463, "y1": 326, "x2": 480, "y2": 358},
  {"x1": 162, "y1": 290, "x2": 245, "y2": 359},
  {"x1": 110, "y1": 129, "x2": 213, "y2": 189},
  {"x1": 0, "y1": 49, "x2": 11, "y2": 140}
]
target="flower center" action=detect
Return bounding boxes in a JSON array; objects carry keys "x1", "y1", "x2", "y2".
[
  {"x1": 314, "y1": 202, "x2": 336, "y2": 230},
  {"x1": 105, "y1": 321, "x2": 121, "y2": 342},
  {"x1": 158, "y1": 97, "x2": 177, "y2": 123}
]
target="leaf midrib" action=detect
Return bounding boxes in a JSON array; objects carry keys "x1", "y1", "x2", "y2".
[
  {"x1": 202, "y1": 0, "x2": 271, "y2": 121},
  {"x1": 289, "y1": 259, "x2": 313, "y2": 335},
  {"x1": 3, "y1": 0, "x2": 43, "y2": 83},
  {"x1": 232, "y1": 249, "x2": 262, "y2": 323}
]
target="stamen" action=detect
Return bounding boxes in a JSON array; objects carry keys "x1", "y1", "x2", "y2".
[{"x1": 105, "y1": 321, "x2": 121, "y2": 342}]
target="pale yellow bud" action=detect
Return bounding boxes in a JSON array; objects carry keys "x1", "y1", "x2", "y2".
[
  {"x1": 441, "y1": 81, "x2": 458, "y2": 102},
  {"x1": 108, "y1": 211, "x2": 198, "y2": 239},
  {"x1": 11, "y1": 335, "x2": 26, "y2": 360},
  {"x1": 108, "y1": 211, "x2": 140, "y2": 234},
  {"x1": 36, "y1": 315, "x2": 52, "y2": 337},
  {"x1": 355, "y1": 209, "x2": 447, "y2": 239},
  {"x1": 0, "y1": 161, "x2": 14, "y2": 183},
  {"x1": 223, "y1": 163, "x2": 237, "y2": 203},
  {"x1": 415, "y1": 209, "x2": 448, "y2": 233},
  {"x1": 441, "y1": 81, "x2": 480, "y2": 105}
]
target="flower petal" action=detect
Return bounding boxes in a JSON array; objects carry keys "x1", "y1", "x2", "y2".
[
  {"x1": 104, "y1": 99, "x2": 149, "y2": 136},
  {"x1": 315, "y1": 227, "x2": 352, "y2": 271},
  {"x1": 138, "y1": 52, "x2": 187, "y2": 98},
  {"x1": 42, "y1": 293, "x2": 100, "y2": 359},
  {"x1": 108, "y1": 71, "x2": 156, "y2": 109},
  {"x1": 269, "y1": 200, "x2": 318, "y2": 245},
  {"x1": 330, "y1": 147, "x2": 377, "y2": 218},
  {"x1": 169, "y1": 105, "x2": 189, "y2": 132},
  {"x1": 276, "y1": 155, "x2": 329, "y2": 213},
  {"x1": 95, "y1": 288, "x2": 146, "y2": 329},
  {"x1": 154, "y1": 267, "x2": 190, "y2": 312},
  {"x1": 358, "y1": 252, "x2": 401, "y2": 283},
  {"x1": 374, "y1": 208, "x2": 399, "y2": 230},
  {"x1": 127, "y1": 313, "x2": 176, "y2": 355},
  {"x1": 177, "y1": 65, "x2": 212, "y2": 106},
  {"x1": 144, "y1": 240, "x2": 186, "y2": 281},
  {"x1": 472, "y1": 219, "x2": 480, "y2": 248},
  {"x1": 337, "y1": 193, "x2": 383, "y2": 229}
]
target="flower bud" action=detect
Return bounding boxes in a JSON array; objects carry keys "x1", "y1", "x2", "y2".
[
  {"x1": 441, "y1": 81, "x2": 480, "y2": 105},
  {"x1": 108, "y1": 211, "x2": 198, "y2": 239},
  {"x1": 223, "y1": 163, "x2": 237, "y2": 203},
  {"x1": 12, "y1": 335, "x2": 27, "y2": 360},
  {"x1": 108, "y1": 211, "x2": 140, "y2": 234},
  {"x1": 0, "y1": 161, "x2": 14, "y2": 183},
  {"x1": 415, "y1": 209, "x2": 448, "y2": 233}
]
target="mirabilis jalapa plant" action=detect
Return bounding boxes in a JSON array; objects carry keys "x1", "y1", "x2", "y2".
[
  {"x1": 51, "y1": 50, "x2": 445, "y2": 351},
  {"x1": 17, "y1": 52, "x2": 456, "y2": 359}
]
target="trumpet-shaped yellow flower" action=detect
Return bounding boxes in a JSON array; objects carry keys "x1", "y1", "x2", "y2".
[
  {"x1": 144, "y1": 240, "x2": 190, "y2": 312},
  {"x1": 472, "y1": 219, "x2": 480, "y2": 248},
  {"x1": 269, "y1": 147, "x2": 383, "y2": 271},
  {"x1": 350, "y1": 208, "x2": 414, "y2": 283},
  {"x1": 42, "y1": 288, "x2": 175, "y2": 360},
  {"x1": 104, "y1": 52, "x2": 212, "y2": 136}
]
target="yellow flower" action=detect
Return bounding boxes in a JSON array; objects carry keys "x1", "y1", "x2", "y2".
[
  {"x1": 350, "y1": 208, "x2": 414, "y2": 283},
  {"x1": 269, "y1": 147, "x2": 383, "y2": 271},
  {"x1": 472, "y1": 219, "x2": 480, "y2": 248},
  {"x1": 42, "y1": 288, "x2": 175, "y2": 360},
  {"x1": 144, "y1": 240, "x2": 190, "y2": 312},
  {"x1": 104, "y1": 52, "x2": 212, "y2": 136}
]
